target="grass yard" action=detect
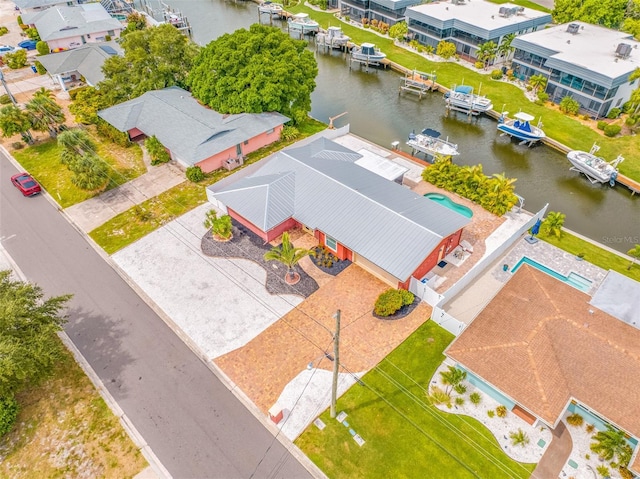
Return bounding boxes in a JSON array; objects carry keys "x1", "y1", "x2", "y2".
[
  {"x1": 541, "y1": 230, "x2": 640, "y2": 282},
  {"x1": 288, "y1": 6, "x2": 640, "y2": 182},
  {"x1": 295, "y1": 321, "x2": 535, "y2": 479},
  {"x1": 0, "y1": 343, "x2": 147, "y2": 478},
  {"x1": 12, "y1": 133, "x2": 145, "y2": 209}
]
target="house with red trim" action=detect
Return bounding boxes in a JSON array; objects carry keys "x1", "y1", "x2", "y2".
[
  {"x1": 207, "y1": 137, "x2": 471, "y2": 289},
  {"x1": 98, "y1": 87, "x2": 290, "y2": 172}
]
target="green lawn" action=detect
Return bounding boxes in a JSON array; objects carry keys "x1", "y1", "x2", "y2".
[
  {"x1": 541, "y1": 230, "x2": 640, "y2": 282},
  {"x1": 288, "y1": 6, "x2": 640, "y2": 182},
  {"x1": 13, "y1": 136, "x2": 145, "y2": 208},
  {"x1": 295, "y1": 321, "x2": 536, "y2": 479}
]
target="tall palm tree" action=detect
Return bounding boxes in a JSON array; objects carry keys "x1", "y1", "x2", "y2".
[
  {"x1": 590, "y1": 426, "x2": 633, "y2": 467},
  {"x1": 25, "y1": 94, "x2": 65, "y2": 138},
  {"x1": 497, "y1": 33, "x2": 516, "y2": 61},
  {"x1": 476, "y1": 41, "x2": 497, "y2": 69},
  {"x1": 263, "y1": 232, "x2": 314, "y2": 285},
  {"x1": 627, "y1": 244, "x2": 640, "y2": 270},
  {"x1": 529, "y1": 74, "x2": 548, "y2": 94},
  {"x1": 439, "y1": 365, "x2": 467, "y2": 395},
  {"x1": 543, "y1": 211, "x2": 565, "y2": 239}
]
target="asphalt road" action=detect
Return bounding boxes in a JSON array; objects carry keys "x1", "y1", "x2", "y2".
[{"x1": 0, "y1": 153, "x2": 313, "y2": 479}]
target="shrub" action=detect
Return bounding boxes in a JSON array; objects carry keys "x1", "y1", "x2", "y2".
[
  {"x1": 25, "y1": 27, "x2": 40, "y2": 41},
  {"x1": 487, "y1": 409, "x2": 495, "y2": 418},
  {"x1": 374, "y1": 289, "x2": 404, "y2": 316},
  {"x1": 11, "y1": 141, "x2": 24, "y2": 149},
  {"x1": 204, "y1": 210, "x2": 233, "y2": 240},
  {"x1": 95, "y1": 120, "x2": 131, "y2": 147},
  {"x1": 567, "y1": 413, "x2": 584, "y2": 427},
  {"x1": 490, "y1": 69, "x2": 503, "y2": 80},
  {"x1": 625, "y1": 116, "x2": 638, "y2": 126},
  {"x1": 474, "y1": 61, "x2": 483, "y2": 69},
  {"x1": 388, "y1": 21, "x2": 407, "y2": 40},
  {"x1": 36, "y1": 41, "x2": 49, "y2": 55},
  {"x1": 17, "y1": 15, "x2": 23, "y2": 26},
  {"x1": 436, "y1": 40, "x2": 456, "y2": 59},
  {"x1": 0, "y1": 26, "x2": 8, "y2": 36},
  {"x1": 537, "y1": 91, "x2": 548, "y2": 102},
  {"x1": 145, "y1": 135, "x2": 171, "y2": 165},
  {"x1": 496, "y1": 405, "x2": 508, "y2": 418},
  {"x1": 399, "y1": 289, "x2": 414, "y2": 306},
  {"x1": 0, "y1": 395, "x2": 19, "y2": 437},
  {"x1": 429, "y1": 386, "x2": 451, "y2": 407},
  {"x1": 280, "y1": 125, "x2": 299, "y2": 142},
  {"x1": 4, "y1": 49, "x2": 27, "y2": 69},
  {"x1": 586, "y1": 423, "x2": 595, "y2": 433},
  {"x1": 596, "y1": 465, "x2": 610, "y2": 478},
  {"x1": 453, "y1": 383, "x2": 467, "y2": 395},
  {"x1": 186, "y1": 165, "x2": 205, "y2": 182},
  {"x1": 34, "y1": 60, "x2": 46, "y2": 75},
  {"x1": 622, "y1": 101, "x2": 633, "y2": 113},
  {"x1": 455, "y1": 396, "x2": 465, "y2": 406},
  {"x1": 0, "y1": 94, "x2": 10, "y2": 104},
  {"x1": 470, "y1": 392, "x2": 482, "y2": 406},
  {"x1": 69, "y1": 85, "x2": 89, "y2": 101},
  {"x1": 559, "y1": 96, "x2": 581, "y2": 115},
  {"x1": 582, "y1": 114, "x2": 590, "y2": 120},
  {"x1": 607, "y1": 107, "x2": 621, "y2": 119},
  {"x1": 604, "y1": 124, "x2": 621, "y2": 137},
  {"x1": 510, "y1": 429, "x2": 530, "y2": 447},
  {"x1": 597, "y1": 120, "x2": 608, "y2": 130},
  {"x1": 526, "y1": 84, "x2": 533, "y2": 91}
]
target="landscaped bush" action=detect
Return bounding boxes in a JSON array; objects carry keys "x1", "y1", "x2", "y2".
[
  {"x1": 496, "y1": 405, "x2": 508, "y2": 418},
  {"x1": 455, "y1": 396, "x2": 465, "y2": 406},
  {"x1": 280, "y1": 125, "x2": 299, "y2": 142},
  {"x1": 487, "y1": 409, "x2": 495, "y2": 418},
  {"x1": 0, "y1": 26, "x2": 8, "y2": 36},
  {"x1": 95, "y1": 120, "x2": 131, "y2": 147},
  {"x1": 604, "y1": 124, "x2": 621, "y2": 137},
  {"x1": 490, "y1": 69, "x2": 502, "y2": 80},
  {"x1": 509, "y1": 429, "x2": 530, "y2": 447},
  {"x1": 0, "y1": 94, "x2": 10, "y2": 105},
  {"x1": 453, "y1": 383, "x2": 467, "y2": 395},
  {"x1": 186, "y1": 165, "x2": 205, "y2": 182},
  {"x1": 34, "y1": 60, "x2": 46, "y2": 75},
  {"x1": 36, "y1": 41, "x2": 49, "y2": 55},
  {"x1": 388, "y1": 21, "x2": 407, "y2": 40},
  {"x1": 474, "y1": 61, "x2": 483, "y2": 69},
  {"x1": 0, "y1": 395, "x2": 19, "y2": 437},
  {"x1": 399, "y1": 289, "x2": 414, "y2": 306},
  {"x1": 597, "y1": 120, "x2": 608, "y2": 130},
  {"x1": 429, "y1": 386, "x2": 451, "y2": 407},
  {"x1": 374, "y1": 289, "x2": 404, "y2": 316},
  {"x1": 25, "y1": 27, "x2": 40, "y2": 41},
  {"x1": 4, "y1": 49, "x2": 27, "y2": 69},
  {"x1": 559, "y1": 96, "x2": 581, "y2": 115},
  {"x1": 536, "y1": 91, "x2": 548, "y2": 103},
  {"x1": 567, "y1": 413, "x2": 584, "y2": 427},
  {"x1": 626, "y1": 116, "x2": 638, "y2": 126},
  {"x1": 204, "y1": 209, "x2": 233, "y2": 240},
  {"x1": 607, "y1": 107, "x2": 621, "y2": 119},
  {"x1": 436, "y1": 40, "x2": 456, "y2": 59},
  {"x1": 586, "y1": 423, "x2": 595, "y2": 433},
  {"x1": 145, "y1": 135, "x2": 170, "y2": 165},
  {"x1": 470, "y1": 392, "x2": 482, "y2": 406}
]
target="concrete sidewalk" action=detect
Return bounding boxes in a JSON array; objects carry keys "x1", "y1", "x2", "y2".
[{"x1": 64, "y1": 147, "x2": 185, "y2": 232}]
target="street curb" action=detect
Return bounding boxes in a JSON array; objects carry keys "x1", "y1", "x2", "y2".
[{"x1": 2, "y1": 146, "x2": 327, "y2": 479}]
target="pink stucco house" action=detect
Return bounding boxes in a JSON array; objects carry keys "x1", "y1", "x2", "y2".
[{"x1": 98, "y1": 87, "x2": 290, "y2": 172}]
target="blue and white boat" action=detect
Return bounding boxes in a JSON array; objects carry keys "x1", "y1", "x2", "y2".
[
  {"x1": 444, "y1": 85, "x2": 493, "y2": 115},
  {"x1": 288, "y1": 13, "x2": 319, "y2": 34},
  {"x1": 497, "y1": 112, "x2": 545, "y2": 145},
  {"x1": 350, "y1": 43, "x2": 386, "y2": 63}
]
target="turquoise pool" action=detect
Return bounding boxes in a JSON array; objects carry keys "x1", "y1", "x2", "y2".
[
  {"x1": 511, "y1": 257, "x2": 592, "y2": 292},
  {"x1": 424, "y1": 193, "x2": 473, "y2": 218}
]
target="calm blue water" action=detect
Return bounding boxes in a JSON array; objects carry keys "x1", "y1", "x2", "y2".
[
  {"x1": 424, "y1": 193, "x2": 474, "y2": 218},
  {"x1": 511, "y1": 257, "x2": 592, "y2": 292}
]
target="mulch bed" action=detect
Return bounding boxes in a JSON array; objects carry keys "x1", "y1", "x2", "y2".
[
  {"x1": 373, "y1": 296, "x2": 421, "y2": 321},
  {"x1": 310, "y1": 246, "x2": 352, "y2": 276},
  {"x1": 200, "y1": 221, "x2": 319, "y2": 298}
]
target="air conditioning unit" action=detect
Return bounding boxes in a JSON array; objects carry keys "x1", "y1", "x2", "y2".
[
  {"x1": 616, "y1": 43, "x2": 632, "y2": 59},
  {"x1": 566, "y1": 23, "x2": 580, "y2": 34},
  {"x1": 499, "y1": 6, "x2": 509, "y2": 17}
]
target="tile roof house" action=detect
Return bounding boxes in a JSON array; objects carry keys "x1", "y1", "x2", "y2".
[
  {"x1": 21, "y1": 3, "x2": 123, "y2": 52},
  {"x1": 207, "y1": 136, "x2": 471, "y2": 288},
  {"x1": 98, "y1": 87, "x2": 290, "y2": 172},
  {"x1": 446, "y1": 265, "x2": 640, "y2": 474},
  {"x1": 38, "y1": 42, "x2": 122, "y2": 92}
]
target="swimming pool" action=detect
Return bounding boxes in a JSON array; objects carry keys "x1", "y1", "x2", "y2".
[
  {"x1": 424, "y1": 193, "x2": 474, "y2": 218},
  {"x1": 511, "y1": 257, "x2": 593, "y2": 292}
]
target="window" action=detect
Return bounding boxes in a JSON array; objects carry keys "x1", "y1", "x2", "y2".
[
  {"x1": 325, "y1": 236, "x2": 337, "y2": 251},
  {"x1": 267, "y1": 128, "x2": 275, "y2": 135},
  {"x1": 244, "y1": 140, "x2": 249, "y2": 145},
  {"x1": 107, "y1": 30, "x2": 115, "y2": 36}
]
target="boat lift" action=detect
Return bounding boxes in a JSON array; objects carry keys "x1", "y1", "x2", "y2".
[
  {"x1": 569, "y1": 143, "x2": 625, "y2": 186},
  {"x1": 399, "y1": 70, "x2": 437, "y2": 98}
]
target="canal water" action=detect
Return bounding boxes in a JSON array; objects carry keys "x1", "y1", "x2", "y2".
[{"x1": 141, "y1": 0, "x2": 639, "y2": 253}]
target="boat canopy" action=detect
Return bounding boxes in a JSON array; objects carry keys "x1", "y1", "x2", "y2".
[
  {"x1": 293, "y1": 13, "x2": 309, "y2": 19},
  {"x1": 514, "y1": 112, "x2": 535, "y2": 122},
  {"x1": 421, "y1": 128, "x2": 441, "y2": 138},
  {"x1": 361, "y1": 43, "x2": 376, "y2": 54},
  {"x1": 454, "y1": 85, "x2": 473, "y2": 94}
]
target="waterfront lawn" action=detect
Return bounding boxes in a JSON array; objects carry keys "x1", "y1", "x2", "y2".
[
  {"x1": 290, "y1": 6, "x2": 640, "y2": 182},
  {"x1": 542, "y1": 231, "x2": 640, "y2": 282},
  {"x1": 295, "y1": 321, "x2": 535, "y2": 479},
  {"x1": 12, "y1": 136, "x2": 145, "y2": 208}
]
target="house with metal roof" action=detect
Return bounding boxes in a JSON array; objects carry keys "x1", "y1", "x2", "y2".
[
  {"x1": 14, "y1": 0, "x2": 82, "y2": 14},
  {"x1": 21, "y1": 3, "x2": 123, "y2": 52},
  {"x1": 98, "y1": 87, "x2": 290, "y2": 172},
  {"x1": 446, "y1": 265, "x2": 640, "y2": 476},
  {"x1": 341, "y1": 0, "x2": 422, "y2": 28},
  {"x1": 511, "y1": 21, "x2": 640, "y2": 118},
  {"x1": 206, "y1": 136, "x2": 471, "y2": 288},
  {"x1": 405, "y1": 0, "x2": 551, "y2": 63},
  {"x1": 38, "y1": 41, "x2": 122, "y2": 92}
]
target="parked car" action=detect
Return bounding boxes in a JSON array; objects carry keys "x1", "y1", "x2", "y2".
[
  {"x1": 11, "y1": 172, "x2": 42, "y2": 196},
  {"x1": 0, "y1": 45, "x2": 21, "y2": 54},
  {"x1": 18, "y1": 39, "x2": 38, "y2": 50}
]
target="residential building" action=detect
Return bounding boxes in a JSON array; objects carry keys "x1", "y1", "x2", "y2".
[
  {"x1": 405, "y1": 0, "x2": 551, "y2": 63},
  {"x1": 98, "y1": 87, "x2": 289, "y2": 172},
  {"x1": 21, "y1": 3, "x2": 123, "y2": 52},
  {"x1": 340, "y1": 0, "x2": 421, "y2": 27},
  {"x1": 445, "y1": 265, "x2": 640, "y2": 476},
  {"x1": 207, "y1": 136, "x2": 470, "y2": 289},
  {"x1": 511, "y1": 21, "x2": 640, "y2": 118},
  {"x1": 38, "y1": 42, "x2": 122, "y2": 92},
  {"x1": 14, "y1": 0, "x2": 84, "y2": 14}
]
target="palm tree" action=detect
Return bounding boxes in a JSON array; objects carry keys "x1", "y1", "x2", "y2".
[
  {"x1": 439, "y1": 365, "x2": 467, "y2": 395},
  {"x1": 543, "y1": 211, "x2": 565, "y2": 239},
  {"x1": 203, "y1": 209, "x2": 233, "y2": 241},
  {"x1": 510, "y1": 429, "x2": 530, "y2": 447},
  {"x1": 627, "y1": 244, "x2": 640, "y2": 270},
  {"x1": 497, "y1": 33, "x2": 516, "y2": 61},
  {"x1": 263, "y1": 232, "x2": 314, "y2": 285},
  {"x1": 476, "y1": 41, "x2": 497, "y2": 69},
  {"x1": 528, "y1": 74, "x2": 548, "y2": 94},
  {"x1": 25, "y1": 93, "x2": 65, "y2": 138},
  {"x1": 590, "y1": 425, "x2": 633, "y2": 467}
]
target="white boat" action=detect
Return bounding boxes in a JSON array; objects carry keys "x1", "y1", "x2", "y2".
[
  {"x1": 325, "y1": 26, "x2": 350, "y2": 46},
  {"x1": 567, "y1": 143, "x2": 624, "y2": 186},
  {"x1": 258, "y1": 1, "x2": 284, "y2": 15},
  {"x1": 444, "y1": 85, "x2": 493, "y2": 115},
  {"x1": 288, "y1": 13, "x2": 319, "y2": 34},
  {"x1": 497, "y1": 111, "x2": 545, "y2": 145},
  {"x1": 407, "y1": 128, "x2": 459, "y2": 159},
  {"x1": 350, "y1": 43, "x2": 386, "y2": 63}
]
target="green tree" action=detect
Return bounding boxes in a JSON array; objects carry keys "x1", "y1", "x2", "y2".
[
  {"x1": 543, "y1": 211, "x2": 566, "y2": 238},
  {"x1": 263, "y1": 231, "x2": 314, "y2": 284},
  {"x1": 528, "y1": 74, "x2": 548, "y2": 94},
  {"x1": 69, "y1": 87, "x2": 109, "y2": 125},
  {"x1": 35, "y1": 40, "x2": 49, "y2": 55},
  {"x1": 0, "y1": 270, "x2": 71, "y2": 398},
  {"x1": 559, "y1": 95, "x2": 581, "y2": 115},
  {"x1": 476, "y1": 41, "x2": 497, "y2": 69},
  {"x1": 436, "y1": 40, "x2": 457, "y2": 59},
  {"x1": 100, "y1": 24, "x2": 199, "y2": 105},
  {"x1": 590, "y1": 425, "x2": 633, "y2": 467},
  {"x1": 25, "y1": 88, "x2": 65, "y2": 137},
  {"x1": 203, "y1": 209, "x2": 233, "y2": 240},
  {"x1": 439, "y1": 365, "x2": 467, "y2": 395},
  {"x1": 553, "y1": 0, "x2": 627, "y2": 28},
  {"x1": 627, "y1": 244, "x2": 640, "y2": 270},
  {"x1": 25, "y1": 27, "x2": 39, "y2": 41},
  {"x1": 388, "y1": 21, "x2": 408, "y2": 40},
  {"x1": 58, "y1": 128, "x2": 109, "y2": 190},
  {"x1": 0, "y1": 104, "x2": 33, "y2": 144},
  {"x1": 144, "y1": 135, "x2": 170, "y2": 165},
  {"x1": 122, "y1": 11, "x2": 147, "y2": 35},
  {"x1": 497, "y1": 33, "x2": 516, "y2": 60},
  {"x1": 4, "y1": 49, "x2": 27, "y2": 69},
  {"x1": 188, "y1": 24, "x2": 317, "y2": 125}
]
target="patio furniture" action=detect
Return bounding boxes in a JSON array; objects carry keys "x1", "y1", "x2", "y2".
[{"x1": 460, "y1": 239, "x2": 474, "y2": 253}]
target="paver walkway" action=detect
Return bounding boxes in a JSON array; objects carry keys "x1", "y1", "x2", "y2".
[
  {"x1": 532, "y1": 422, "x2": 573, "y2": 479},
  {"x1": 65, "y1": 146, "x2": 185, "y2": 232}
]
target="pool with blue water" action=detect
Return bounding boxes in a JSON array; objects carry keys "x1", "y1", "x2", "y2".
[
  {"x1": 424, "y1": 193, "x2": 473, "y2": 218},
  {"x1": 511, "y1": 257, "x2": 593, "y2": 292}
]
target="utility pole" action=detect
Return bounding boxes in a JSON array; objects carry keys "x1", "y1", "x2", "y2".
[
  {"x1": 0, "y1": 69, "x2": 17, "y2": 106},
  {"x1": 330, "y1": 309, "x2": 341, "y2": 419}
]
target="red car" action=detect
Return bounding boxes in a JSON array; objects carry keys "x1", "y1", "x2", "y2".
[{"x1": 11, "y1": 172, "x2": 42, "y2": 196}]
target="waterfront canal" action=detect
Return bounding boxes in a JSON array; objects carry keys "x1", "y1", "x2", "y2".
[{"x1": 143, "y1": 0, "x2": 639, "y2": 253}]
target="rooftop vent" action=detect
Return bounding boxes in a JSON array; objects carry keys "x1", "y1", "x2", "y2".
[
  {"x1": 566, "y1": 23, "x2": 580, "y2": 34},
  {"x1": 498, "y1": 6, "x2": 510, "y2": 16},
  {"x1": 515, "y1": 6, "x2": 525, "y2": 14},
  {"x1": 451, "y1": 0, "x2": 465, "y2": 4},
  {"x1": 616, "y1": 43, "x2": 632, "y2": 59}
]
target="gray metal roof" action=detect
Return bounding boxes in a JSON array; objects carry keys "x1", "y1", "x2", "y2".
[
  {"x1": 37, "y1": 42, "x2": 122, "y2": 85},
  {"x1": 211, "y1": 137, "x2": 470, "y2": 281},
  {"x1": 371, "y1": 0, "x2": 421, "y2": 11},
  {"x1": 14, "y1": 0, "x2": 78, "y2": 10},
  {"x1": 22, "y1": 4, "x2": 123, "y2": 42},
  {"x1": 98, "y1": 87, "x2": 290, "y2": 166}
]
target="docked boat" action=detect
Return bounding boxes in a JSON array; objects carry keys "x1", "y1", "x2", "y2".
[
  {"x1": 497, "y1": 111, "x2": 545, "y2": 145},
  {"x1": 288, "y1": 13, "x2": 319, "y2": 34},
  {"x1": 567, "y1": 143, "x2": 624, "y2": 186},
  {"x1": 325, "y1": 26, "x2": 350, "y2": 46},
  {"x1": 444, "y1": 85, "x2": 493, "y2": 115},
  {"x1": 407, "y1": 128, "x2": 459, "y2": 159},
  {"x1": 350, "y1": 43, "x2": 386, "y2": 63},
  {"x1": 258, "y1": 1, "x2": 284, "y2": 15}
]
